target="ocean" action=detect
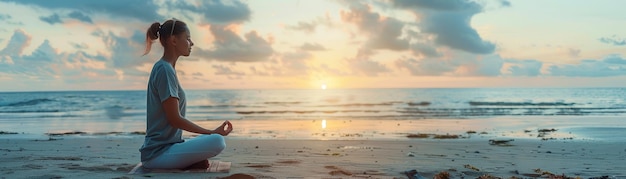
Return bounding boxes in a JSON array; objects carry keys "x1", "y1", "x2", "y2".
[{"x1": 1, "y1": 88, "x2": 625, "y2": 140}]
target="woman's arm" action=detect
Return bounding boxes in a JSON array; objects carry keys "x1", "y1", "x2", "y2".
[{"x1": 162, "y1": 97, "x2": 232, "y2": 135}]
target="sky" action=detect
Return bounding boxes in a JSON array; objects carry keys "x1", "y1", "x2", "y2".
[{"x1": 0, "y1": 0, "x2": 625, "y2": 91}]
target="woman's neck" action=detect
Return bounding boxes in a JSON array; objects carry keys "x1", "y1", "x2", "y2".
[{"x1": 161, "y1": 52, "x2": 178, "y2": 68}]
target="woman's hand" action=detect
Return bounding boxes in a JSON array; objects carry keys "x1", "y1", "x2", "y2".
[{"x1": 213, "y1": 120, "x2": 233, "y2": 136}]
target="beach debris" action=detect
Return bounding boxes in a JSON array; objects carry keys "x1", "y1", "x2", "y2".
[
  {"x1": 275, "y1": 159, "x2": 300, "y2": 164},
  {"x1": 488, "y1": 139, "x2": 514, "y2": 146},
  {"x1": 533, "y1": 168, "x2": 554, "y2": 176},
  {"x1": 477, "y1": 174, "x2": 502, "y2": 179},
  {"x1": 408, "y1": 101, "x2": 431, "y2": 106},
  {"x1": 588, "y1": 176, "x2": 611, "y2": 179},
  {"x1": 464, "y1": 164, "x2": 480, "y2": 171},
  {"x1": 521, "y1": 173, "x2": 542, "y2": 177},
  {"x1": 340, "y1": 133, "x2": 363, "y2": 137},
  {"x1": 407, "y1": 152, "x2": 416, "y2": 157},
  {"x1": 130, "y1": 131, "x2": 146, "y2": 135},
  {"x1": 46, "y1": 131, "x2": 87, "y2": 136},
  {"x1": 424, "y1": 154, "x2": 447, "y2": 157},
  {"x1": 407, "y1": 133, "x2": 430, "y2": 138},
  {"x1": 217, "y1": 173, "x2": 256, "y2": 179},
  {"x1": 434, "y1": 171, "x2": 450, "y2": 179},
  {"x1": 466, "y1": 130, "x2": 477, "y2": 134},
  {"x1": 0, "y1": 131, "x2": 18, "y2": 135},
  {"x1": 434, "y1": 134, "x2": 460, "y2": 139},
  {"x1": 325, "y1": 166, "x2": 352, "y2": 176},
  {"x1": 403, "y1": 169, "x2": 427, "y2": 179},
  {"x1": 538, "y1": 128, "x2": 558, "y2": 133},
  {"x1": 406, "y1": 133, "x2": 462, "y2": 139},
  {"x1": 541, "y1": 137, "x2": 557, "y2": 141}
]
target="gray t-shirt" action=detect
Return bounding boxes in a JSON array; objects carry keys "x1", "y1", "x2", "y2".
[{"x1": 140, "y1": 59, "x2": 186, "y2": 162}]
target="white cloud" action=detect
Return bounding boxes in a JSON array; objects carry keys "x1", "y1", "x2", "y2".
[
  {"x1": 166, "y1": 0, "x2": 251, "y2": 25},
  {"x1": 196, "y1": 25, "x2": 274, "y2": 62},
  {"x1": 391, "y1": 0, "x2": 497, "y2": 54},
  {"x1": 0, "y1": 29, "x2": 31, "y2": 56},
  {"x1": 549, "y1": 55, "x2": 626, "y2": 77},
  {"x1": 0, "y1": 0, "x2": 162, "y2": 21},
  {"x1": 599, "y1": 35, "x2": 626, "y2": 46}
]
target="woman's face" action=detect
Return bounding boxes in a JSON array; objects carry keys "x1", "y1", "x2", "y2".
[{"x1": 173, "y1": 28, "x2": 194, "y2": 57}]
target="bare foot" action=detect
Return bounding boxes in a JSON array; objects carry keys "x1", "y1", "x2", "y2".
[{"x1": 182, "y1": 159, "x2": 209, "y2": 170}]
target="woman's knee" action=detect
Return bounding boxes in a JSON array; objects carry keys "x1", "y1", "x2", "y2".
[{"x1": 199, "y1": 134, "x2": 226, "y2": 152}]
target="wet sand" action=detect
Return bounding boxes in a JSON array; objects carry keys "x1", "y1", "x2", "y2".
[
  {"x1": 1, "y1": 135, "x2": 625, "y2": 178},
  {"x1": 1, "y1": 116, "x2": 626, "y2": 178}
]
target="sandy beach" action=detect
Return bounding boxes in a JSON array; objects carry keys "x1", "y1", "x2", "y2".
[{"x1": 1, "y1": 125, "x2": 625, "y2": 179}]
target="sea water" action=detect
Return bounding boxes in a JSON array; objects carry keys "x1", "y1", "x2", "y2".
[{"x1": 1, "y1": 88, "x2": 625, "y2": 140}]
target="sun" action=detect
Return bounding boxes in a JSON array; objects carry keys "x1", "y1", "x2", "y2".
[{"x1": 321, "y1": 84, "x2": 327, "y2": 90}]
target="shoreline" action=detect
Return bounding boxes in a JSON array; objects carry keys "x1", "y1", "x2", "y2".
[{"x1": 2, "y1": 116, "x2": 625, "y2": 142}]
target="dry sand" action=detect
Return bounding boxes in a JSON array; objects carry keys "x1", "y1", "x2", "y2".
[{"x1": 1, "y1": 134, "x2": 625, "y2": 179}]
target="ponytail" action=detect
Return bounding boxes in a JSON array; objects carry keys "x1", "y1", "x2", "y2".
[
  {"x1": 143, "y1": 22, "x2": 160, "y2": 56},
  {"x1": 142, "y1": 19, "x2": 188, "y2": 56}
]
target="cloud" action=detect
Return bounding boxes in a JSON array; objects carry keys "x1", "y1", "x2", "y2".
[
  {"x1": 395, "y1": 53, "x2": 507, "y2": 76},
  {"x1": 395, "y1": 57, "x2": 454, "y2": 76},
  {"x1": 300, "y1": 43, "x2": 326, "y2": 51},
  {"x1": 199, "y1": 25, "x2": 274, "y2": 62},
  {"x1": 245, "y1": 50, "x2": 315, "y2": 77},
  {"x1": 39, "y1": 11, "x2": 93, "y2": 25},
  {"x1": 167, "y1": 0, "x2": 251, "y2": 25},
  {"x1": 391, "y1": 0, "x2": 497, "y2": 54},
  {"x1": 94, "y1": 29, "x2": 152, "y2": 69},
  {"x1": 212, "y1": 64, "x2": 245, "y2": 79},
  {"x1": 474, "y1": 55, "x2": 504, "y2": 76},
  {"x1": 340, "y1": 2, "x2": 409, "y2": 51},
  {"x1": 68, "y1": 11, "x2": 93, "y2": 24},
  {"x1": 0, "y1": 13, "x2": 11, "y2": 21},
  {"x1": 411, "y1": 43, "x2": 441, "y2": 57},
  {"x1": 288, "y1": 15, "x2": 333, "y2": 33},
  {"x1": 549, "y1": 55, "x2": 626, "y2": 77},
  {"x1": 24, "y1": 39, "x2": 58, "y2": 62},
  {"x1": 599, "y1": 35, "x2": 626, "y2": 46},
  {"x1": 349, "y1": 58, "x2": 390, "y2": 76},
  {"x1": 602, "y1": 54, "x2": 626, "y2": 64},
  {"x1": 39, "y1": 13, "x2": 62, "y2": 25},
  {"x1": 0, "y1": 39, "x2": 61, "y2": 78},
  {"x1": 289, "y1": 21, "x2": 317, "y2": 33},
  {"x1": 0, "y1": 0, "x2": 162, "y2": 21},
  {"x1": 504, "y1": 59, "x2": 543, "y2": 76},
  {"x1": 567, "y1": 48, "x2": 581, "y2": 57},
  {"x1": 249, "y1": 66, "x2": 269, "y2": 76},
  {"x1": 281, "y1": 51, "x2": 311, "y2": 72},
  {"x1": 70, "y1": 42, "x2": 89, "y2": 49},
  {"x1": 0, "y1": 29, "x2": 31, "y2": 56},
  {"x1": 0, "y1": 28, "x2": 154, "y2": 88}
]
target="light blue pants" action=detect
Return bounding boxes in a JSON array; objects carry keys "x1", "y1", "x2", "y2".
[{"x1": 142, "y1": 134, "x2": 226, "y2": 169}]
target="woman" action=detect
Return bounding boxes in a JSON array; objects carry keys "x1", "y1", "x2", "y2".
[{"x1": 139, "y1": 18, "x2": 233, "y2": 169}]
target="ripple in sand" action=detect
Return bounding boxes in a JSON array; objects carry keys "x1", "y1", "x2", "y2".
[
  {"x1": 275, "y1": 159, "x2": 300, "y2": 164},
  {"x1": 244, "y1": 163, "x2": 272, "y2": 168}
]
